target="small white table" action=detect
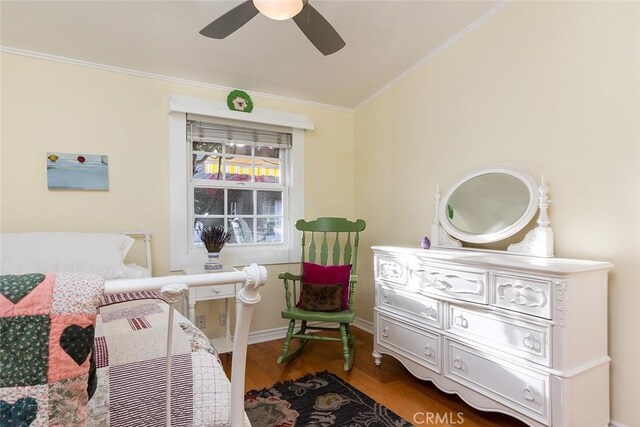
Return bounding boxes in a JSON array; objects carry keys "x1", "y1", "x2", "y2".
[{"x1": 182, "y1": 266, "x2": 241, "y2": 354}]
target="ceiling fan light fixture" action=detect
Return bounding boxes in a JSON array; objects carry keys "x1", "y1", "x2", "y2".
[
  {"x1": 200, "y1": 0, "x2": 344, "y2": 56},
  {"x1": 253, "y1": 0, "x2": 304, "y2": 20}
]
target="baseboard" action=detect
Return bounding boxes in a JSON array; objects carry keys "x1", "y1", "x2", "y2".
[
  {"x1": 247, "y1": 325, "x2": 288, "y2": 345},
  {"x1": 247, "y1": 317, "x2": 373, "y2": 345},
  {"x1": 609, "y1": 420, "x2": 629, "y2": 427},
  {"x1": 353, "y1": 317, "x2": 374, "y2": 334}
]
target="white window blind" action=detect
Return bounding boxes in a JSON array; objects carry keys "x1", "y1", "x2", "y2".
[{"x1": 187, "y1": 114, "x2": 292, "y2": 149}]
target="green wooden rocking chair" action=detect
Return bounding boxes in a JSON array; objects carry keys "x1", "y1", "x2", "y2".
[{"x1": 277, "y1": 217, "x2": 366, "y2": 371}]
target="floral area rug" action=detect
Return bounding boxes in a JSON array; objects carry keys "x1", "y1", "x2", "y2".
[{"x1": 244, "y1": 371, "x2": 411, "y2": 427}]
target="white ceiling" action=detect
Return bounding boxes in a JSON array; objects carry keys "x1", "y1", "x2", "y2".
[{"x1": 1, "y1": 0, "x2": 501, "y2": 109}]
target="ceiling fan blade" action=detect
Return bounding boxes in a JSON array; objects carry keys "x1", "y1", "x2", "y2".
[
  {"x1": 200, "y1": 1, "x2": 259, "y2": 39},
  {"x1": 292, "y1": 3, "x2": 345, "y2": 56}
]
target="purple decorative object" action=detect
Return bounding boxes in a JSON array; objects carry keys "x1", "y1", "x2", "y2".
[{"x1": 421, "y1": 236, "x2": 431, "y2": 249}]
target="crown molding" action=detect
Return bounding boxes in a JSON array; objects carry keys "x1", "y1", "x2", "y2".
[
  {"x1": 0, "y1": 45, "x2": 353, "y2": 113},
  {"x1": 353, "y1": 0, "x2": 510, "y2": 111}
]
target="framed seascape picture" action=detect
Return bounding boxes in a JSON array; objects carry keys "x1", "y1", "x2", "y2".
[{"x1": 47, "y1": 152, "x2": 109, "y2": 190}]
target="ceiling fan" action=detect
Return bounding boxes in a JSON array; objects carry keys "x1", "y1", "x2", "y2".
[{"x1": 199, "y1": 0, "x2": 345, "y2": 56}]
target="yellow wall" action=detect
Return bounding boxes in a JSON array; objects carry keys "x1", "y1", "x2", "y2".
[
  {"x1": 0, "y1": 52, "x2": 355, "y2": 334},
  {"x1": 354, "y1": 2, "x2": 639, "y2": 424}
]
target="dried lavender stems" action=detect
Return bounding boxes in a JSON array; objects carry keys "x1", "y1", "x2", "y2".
[{"x1": 199, "y1": 225, "x2": 232, "y2": 253}]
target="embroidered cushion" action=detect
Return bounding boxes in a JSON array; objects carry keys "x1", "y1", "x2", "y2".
[
  {"x1": 298, "y1": 283, "x2": 343, "y2": 312},
  {"x1": 0, "y1": 272, "x2": 104, "y2": 426},
  {"x1": 298, "y1": 262, "x2": 352, "y2": 310}
]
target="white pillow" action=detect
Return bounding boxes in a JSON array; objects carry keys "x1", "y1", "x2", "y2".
[
  {"x1": 0, "y1": 232, "x2": 135, "y2": 279},
  {"x1": 121, "y1": 263, "x2": 152, "y2": 279}
]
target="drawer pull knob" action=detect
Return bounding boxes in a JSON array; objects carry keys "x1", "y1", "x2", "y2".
[
  {"x1": 522, "y1": 335, "x2": 536, "y2": 349},
  {"x1": 423, "y1": 307, "x2": 437, "y2": 318},
  {"x1": 383, "y1": 295, "x2": 390, "y2": 304},
  {"x1": 453, "y1": 357, "x2": 463, "y2": 370},
  {"x1": 424, "y1": 345, "x2": 432, "y2": 357},
  {"x1": 381, "y1": 327, "x2": 390, "y2": 337},
  {"x1": 454, "y1": 314, "x2": 469, "y2": 328},
  {"x1": 522, "y1": 386, "x2": 535, "y2": 402},
  {"x1": 496, "y1": 282, "x2": 548, "y2": 308},
  {"x1": 429, "y1": 277, "x2": 449, "y2": 291},
  {"x1": 211, "y1": 288, "x2": 221, "y2": 294}
]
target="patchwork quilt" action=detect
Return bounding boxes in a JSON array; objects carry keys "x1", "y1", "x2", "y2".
[
  {"x1": 87, "y1": 292, "x2": 240, "y2": 427},
  {"x1": 0, "y1": 272, "x2": 104, "y2": 426}
]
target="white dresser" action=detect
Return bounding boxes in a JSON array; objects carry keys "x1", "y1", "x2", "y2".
[{"x1": 372, "y1": 246, "x2": 612, "y2": 427}]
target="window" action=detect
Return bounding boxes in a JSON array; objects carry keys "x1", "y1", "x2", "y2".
[
  {"x1": 168, "y1": 96, "x2": 312, "y2": 270},
  {"x1": 189, "y1": 119, "x2": 290, "y2": 246}
]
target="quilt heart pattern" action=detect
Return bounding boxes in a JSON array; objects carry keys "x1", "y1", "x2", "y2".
[
  {"x1": 1, "y1": 272, "x2": 104, "y2": 426},
  {"x1": 60, "y1": 324, "x2": 95, "y2": 365},
  {"x1": 0, "y1": 274, "x2": 45, "y2": 304},
  {"x1": 0, "y1": 397, "x2": 38, "y2": 426}
]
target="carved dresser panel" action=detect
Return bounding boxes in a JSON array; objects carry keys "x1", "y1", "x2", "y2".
[{"x1": 373, "y1": 246, "x2": 612, "y2": 427}]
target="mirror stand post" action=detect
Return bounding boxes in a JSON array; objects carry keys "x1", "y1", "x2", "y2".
[
  {"x1": 507, "y1": 176, "x2": 555, "y2": 257},
  {"x1": 431, "y1": 185, "x2": 462, "y2": 249}
]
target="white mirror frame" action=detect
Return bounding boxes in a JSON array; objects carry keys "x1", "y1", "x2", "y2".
[
  {"x1": 440, "y1": 167, "x2": 538, "y2": 244},
  {"x1": 431, "y1": 166, "x2": 555, "y2": 257}
]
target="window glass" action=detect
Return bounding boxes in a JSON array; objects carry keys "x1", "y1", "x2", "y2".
[
  {"x1": 228, "y1": 218, "x2": 254, "y2": 244},
  {"x1": 255, "y1": 146, "x2": 279, "y2": 158},
  {"x1": 228, "y1": 190, "x2": 253, "y2": 215},
  {"x1": 257, "y1": 191, "x2": 282, "y2": 215},
  {"x1": 194, "y1": 188, "x2": 224, "y2": 215},
  {"x1": 225, "y1": 143, "x2": 252, "y2": 156},
  {"x1": 193, "y1": 141, "x2": 222, "y2": 153},
  {"x1": 254, "y1": 159, "x2": 280, "y2": 184},
  {"x1": 257, "y1": 217, "x2": 282, "y2": 243},
  {"x1": 193, "y1": 154, "x2": 223, "y2": 180},
  {"x1": 225, "y1": 156, "x2": 253, "y2": 182}
]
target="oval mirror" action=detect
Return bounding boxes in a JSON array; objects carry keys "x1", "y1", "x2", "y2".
[{"x1": 439, "y1": 167, "x2": 538, "y2": 244}]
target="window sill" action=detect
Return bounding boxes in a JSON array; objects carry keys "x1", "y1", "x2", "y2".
[{"x1": 184, "y1": 245, "x2": 298, "y2": 269}]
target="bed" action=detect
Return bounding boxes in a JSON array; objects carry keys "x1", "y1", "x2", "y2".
[{"x1": 0, "y1": 231, "x2": 264, "y2": 426}]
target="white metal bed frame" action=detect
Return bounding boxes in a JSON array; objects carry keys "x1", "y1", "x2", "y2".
[
  {"x1": 120, "y1": 231, "x2": 153, "y2": 273},
  {"x1": 103, "y1": 232, "x2": 266, "y2": 427}
]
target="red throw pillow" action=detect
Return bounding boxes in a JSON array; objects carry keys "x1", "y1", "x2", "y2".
[{"x1": 299, "y1": 262, "x2": 352, "y2": 310}]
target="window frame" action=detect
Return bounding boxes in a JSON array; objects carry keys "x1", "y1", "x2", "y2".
[
  {"x1": 189, "y1": 122, "x2": 288, "y2": 247},
  {"x1": 169, "y1": 96, "x2": 311, "y2": 270}
]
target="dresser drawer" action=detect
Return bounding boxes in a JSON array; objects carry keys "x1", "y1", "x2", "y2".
[
  {"x1": 379, "y1": 285, "x2": 441, "y2": 328},
  {"x1": 411, "y1": 263, "x2": 488, "y2": 304},
  {"x1": 375, "y1": 256, "x2": 408, "y2": 286},
  {"x1": 491, "y1": 274, "x2": 552, "y2": 319},
  {"x1": 445, "y1": 340, "x2": 549, "y2": 424},
  {"x1": 447, "y1": 305, "x2": 550, "y2": 366},
  {"x1": 194, "y1": 284, "x2": 237, "y2": 301},
  {"x1": 377, "y1": 314, "x2": 441, "y2": 373}
]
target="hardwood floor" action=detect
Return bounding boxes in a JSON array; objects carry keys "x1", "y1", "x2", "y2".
[{"x1": 223, "y1": 327, "x2": 528, "y2": 426}]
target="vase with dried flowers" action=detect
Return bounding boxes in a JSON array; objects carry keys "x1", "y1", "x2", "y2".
[{"x1": 199, "y1": 225, "x2": 232, "y2": 271}]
